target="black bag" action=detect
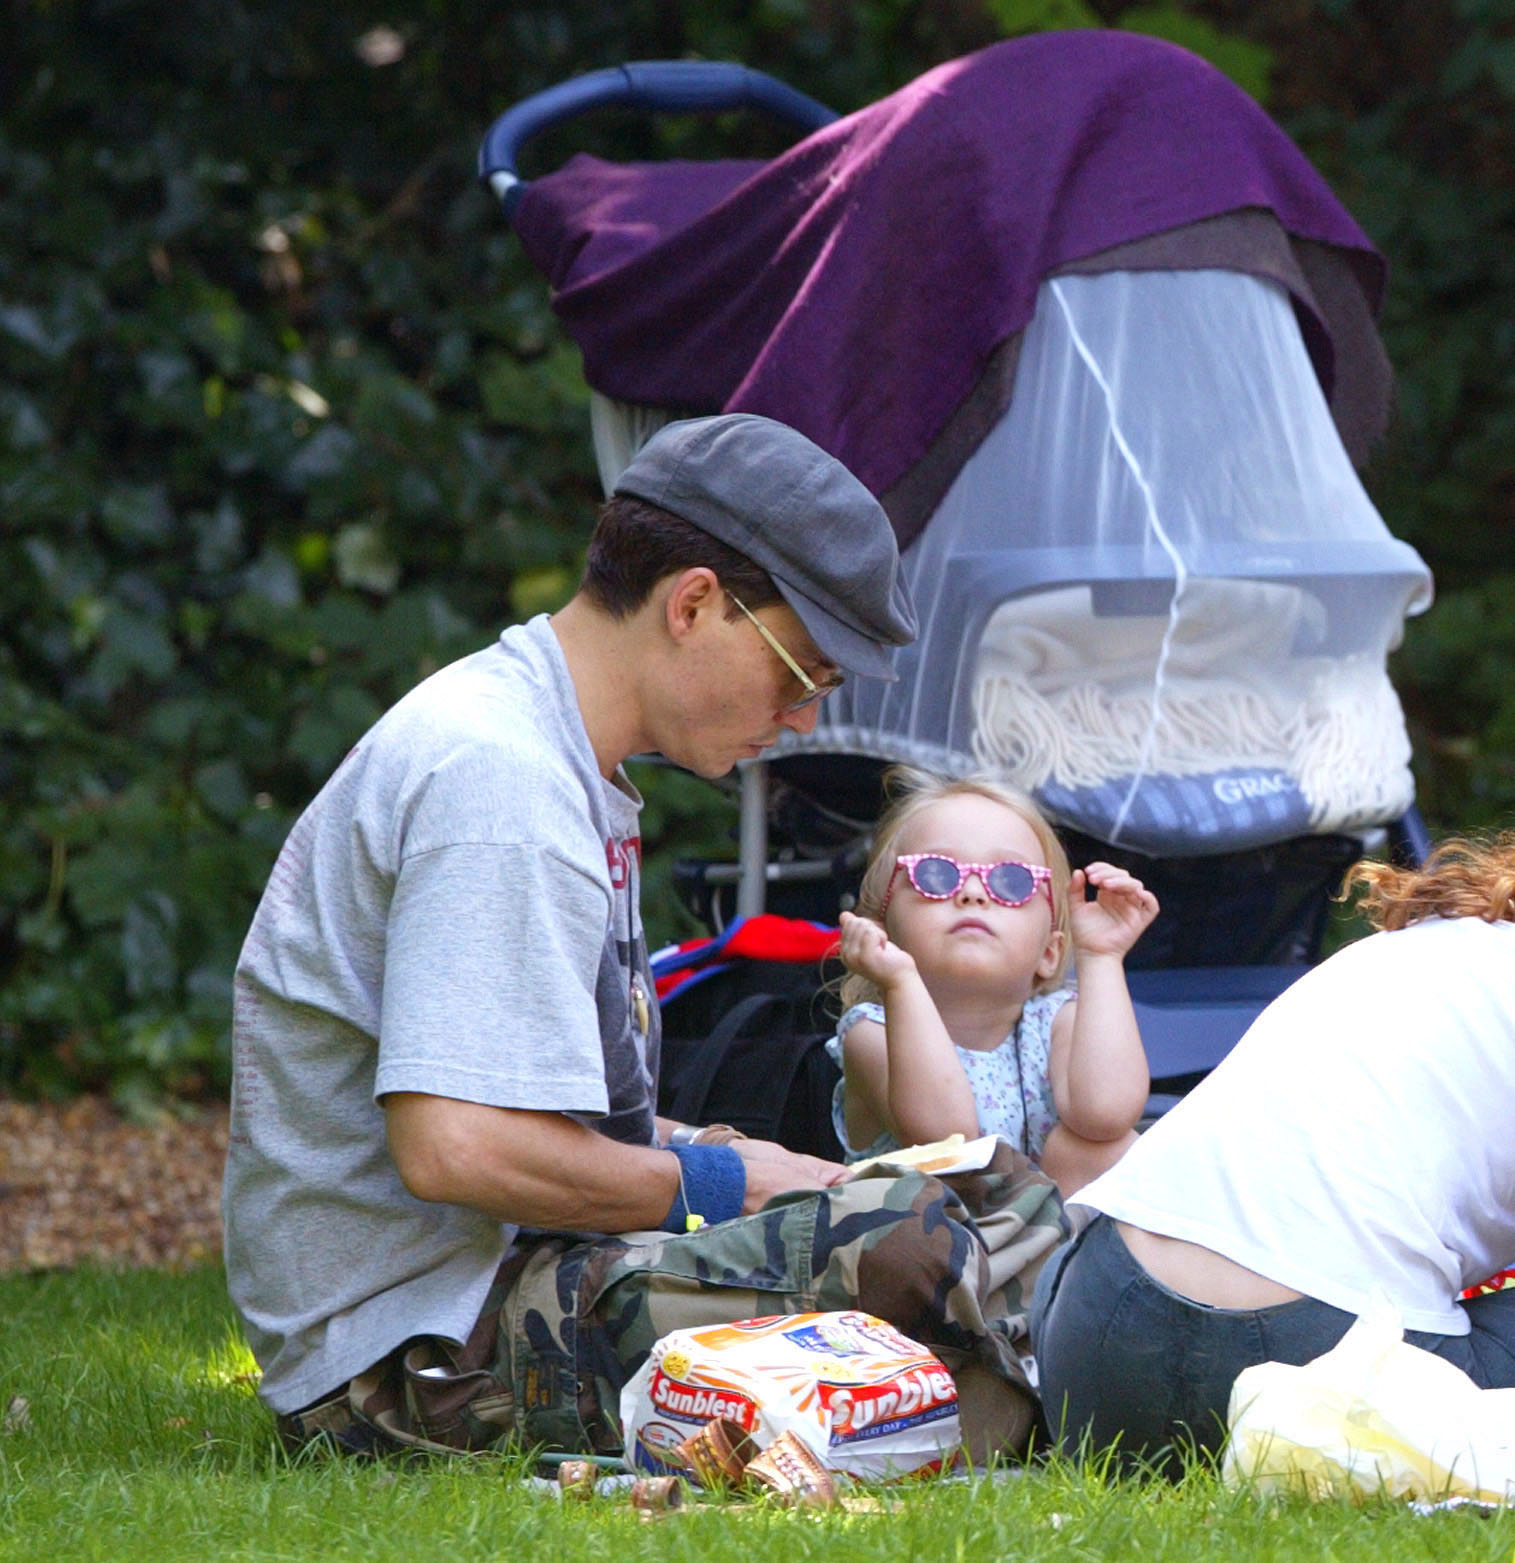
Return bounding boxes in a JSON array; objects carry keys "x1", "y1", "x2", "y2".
[{"x1": 656, "y1": 959, "x2": 844, "y2": 1162}]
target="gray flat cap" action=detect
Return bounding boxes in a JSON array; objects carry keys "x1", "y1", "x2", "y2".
[{"x1": 613, "y1": 413, "x2": 917, "y2": 681}]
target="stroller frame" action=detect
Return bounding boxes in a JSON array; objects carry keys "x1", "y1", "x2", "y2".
[{"x1": 480, "y1": 51, "x2": 1432, "y2": 1114}]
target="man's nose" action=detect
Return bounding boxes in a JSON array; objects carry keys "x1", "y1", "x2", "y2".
[{"x1": 780, "y1": 700, "x2": 823, "y2": 736}]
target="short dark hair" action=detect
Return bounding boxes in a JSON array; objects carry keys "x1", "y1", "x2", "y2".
[{"x1": 579, "y1": 494, "x2": 782, "y2": 619}]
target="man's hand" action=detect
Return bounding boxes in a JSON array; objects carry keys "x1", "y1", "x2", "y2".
[
  {"x1": 385, "y1": 1095, "x2": 849, "y2": 1232},
  {"x1": 728, "y1": 1136, "x2": 848, "y2": 1214}
]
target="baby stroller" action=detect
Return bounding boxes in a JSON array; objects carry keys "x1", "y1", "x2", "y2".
[{"x1": 480, "y1": 32, "x2": 1433, "y2": 1127}]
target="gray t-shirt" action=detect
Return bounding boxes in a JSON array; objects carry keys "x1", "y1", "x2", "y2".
[{"x1": 223, "y1": 615, "x2": 659, "y2": 1412}]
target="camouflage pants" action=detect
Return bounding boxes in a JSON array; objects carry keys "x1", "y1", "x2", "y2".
[{"x1": 276, "y1": 1151, "x2": 1069, "y2": 1463}]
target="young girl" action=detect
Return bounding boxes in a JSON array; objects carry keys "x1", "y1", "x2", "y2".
[{"x1": 829, "y1": 768, "x2": 1159, "y2": 1198}]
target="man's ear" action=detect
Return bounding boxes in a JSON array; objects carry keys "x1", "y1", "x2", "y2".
[
  {"x1": 1036, "y1": 927, "x2": 1066, "y2": 981},
  {"x1": 663, "y1": 567, "x2": 722, "y2": 643}
]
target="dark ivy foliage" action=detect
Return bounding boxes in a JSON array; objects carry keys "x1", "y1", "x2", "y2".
[{"x1": 1, "y1": 0, "x2": 1512, "y2": 1103}]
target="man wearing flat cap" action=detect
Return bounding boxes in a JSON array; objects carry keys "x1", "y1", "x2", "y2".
[{"x1": 225, "y1": 414, "x2": 1063, "y2": 1462}]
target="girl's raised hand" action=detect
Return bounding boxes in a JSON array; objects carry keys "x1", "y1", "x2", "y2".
[
  {"x1": 1068, "y1": 863, "x2": 1160, "y2": 958},
  {"x1": 838, "y1": 909, "x2": 918, "y2": 991}
]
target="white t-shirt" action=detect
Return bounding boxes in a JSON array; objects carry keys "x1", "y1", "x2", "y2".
[
  {"x1": 1074, "y1": 916, "x2": 1515, "y2": 1335},
  {"x1": 224, "y1": 616, "x2": 657, "y2": 1411}
]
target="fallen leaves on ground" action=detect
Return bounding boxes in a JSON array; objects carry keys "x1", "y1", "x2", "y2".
[{"x1": 0, "y1": 1095, "x2": 228, "y2": 1273}]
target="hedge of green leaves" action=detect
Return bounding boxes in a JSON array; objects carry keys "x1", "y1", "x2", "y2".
[
  {"x1": 2, "y1": 0, "x2": 1512, "y2": 1104},
  {"x1": 0, "y1": 1, "x2": 610, "y2": 1102}
]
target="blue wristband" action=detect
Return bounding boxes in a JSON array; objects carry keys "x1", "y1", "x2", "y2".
[{"x1": 663, "y1": 1144, "x2": 746, "y2": 1233}]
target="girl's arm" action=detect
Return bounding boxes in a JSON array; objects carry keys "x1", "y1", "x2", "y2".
[
  {"x1": 1047, "y1": 863, "x2": 1157, "y2": 1141},
  {"x1": 836, "y1": 911, "x2": 981, "y2": 1150}
]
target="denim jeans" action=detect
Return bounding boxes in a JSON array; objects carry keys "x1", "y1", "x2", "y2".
[{"x1": 1030, "y1": 1214, "x2": 1515, "y2": 1473}]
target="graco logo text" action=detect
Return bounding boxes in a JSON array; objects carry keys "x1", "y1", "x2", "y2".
[{"x1": 1213, "y1": 772, "x2": 1295, "y2": 805}]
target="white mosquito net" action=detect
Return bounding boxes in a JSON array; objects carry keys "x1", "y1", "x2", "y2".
[{"x1": 592, "y1": 267, "x2": 1433, "y2": 856}]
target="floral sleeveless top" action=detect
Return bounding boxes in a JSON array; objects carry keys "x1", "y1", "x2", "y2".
[{"x1": 824, "y1": 988, "x2": 1074, "y2": 1163}]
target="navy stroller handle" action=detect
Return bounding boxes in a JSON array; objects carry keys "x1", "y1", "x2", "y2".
[{"x1": 478, "y1": 60, "x2": 839, "y2": 219}]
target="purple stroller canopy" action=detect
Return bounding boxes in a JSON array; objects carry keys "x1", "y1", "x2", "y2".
[{"x1": 515, "y1": 31, "x2": 1384, "y2": 524}]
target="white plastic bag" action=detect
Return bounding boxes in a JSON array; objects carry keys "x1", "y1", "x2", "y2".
[{"x1": 1222, "y1": 1292, "x2": 1515, "y2": 1504}]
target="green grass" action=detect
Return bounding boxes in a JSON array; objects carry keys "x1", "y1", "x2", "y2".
[{"x1": 1, "y1": 1267, "x2": 1512, "y2": 1562}]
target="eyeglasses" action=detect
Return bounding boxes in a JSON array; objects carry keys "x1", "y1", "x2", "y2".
[
  {"x1": 728, "y1": 593, "x2": 845, "y2": 714},
  {"x1": 881, "y1": 853, "x2": 1055, "y2": 914}
]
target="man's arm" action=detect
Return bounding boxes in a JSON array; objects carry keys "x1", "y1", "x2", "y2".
[{"x1": 386, "y1": 1093, "x2": 844, "y2": 1230}]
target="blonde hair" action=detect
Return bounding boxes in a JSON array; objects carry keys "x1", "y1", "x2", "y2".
[
  {"x1": 1340, "y1": 830, "x2": 1515, "y2": 932},
  {"x1": 839, "y1": 766, "x2": 1072, "y2": 1009}
]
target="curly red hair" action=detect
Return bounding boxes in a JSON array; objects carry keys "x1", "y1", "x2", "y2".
[{"x1": 1341, "y1": 831, "x2": 1515, "y2": 932}]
